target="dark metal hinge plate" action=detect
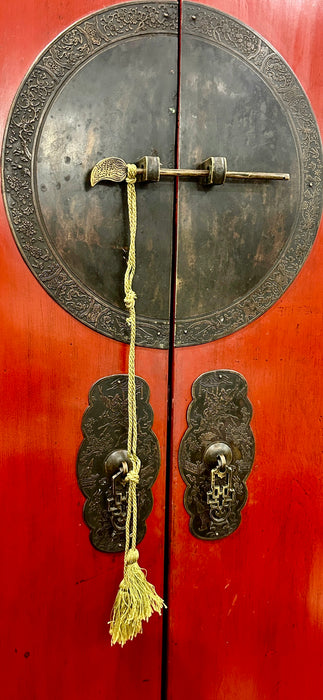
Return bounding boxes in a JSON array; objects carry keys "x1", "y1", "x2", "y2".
[
  {"x1": 77, "y1": 374, "x2": 160, "y2": 552},
  {"x1": 179, "y1": 370, "x2": 255, "y2": 539}
]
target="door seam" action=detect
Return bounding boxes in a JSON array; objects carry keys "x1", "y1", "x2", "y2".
[{"x1": 161, "y1": 0, "x2": 183, "y2": 698}]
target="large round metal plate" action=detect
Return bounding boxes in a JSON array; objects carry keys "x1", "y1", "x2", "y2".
[
  {"x1": 175, "y1": 3, "x2": 323, "y2": 345},
  {"x1": 2, "y1": 2, "x2": 178, "y2": 349},
  {"x1": 2, "y1": 2, "x2": 323, "y2": 347}
]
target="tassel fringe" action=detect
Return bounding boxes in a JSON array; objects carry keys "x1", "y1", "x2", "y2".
[{"x1": 109, "y1": 549, "x2": 165, "y2": 646}]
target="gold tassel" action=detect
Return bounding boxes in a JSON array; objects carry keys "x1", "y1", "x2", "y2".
[
  {"x1": 108, "y1": 163, "x2": 165, "y2": 646},
  {"x1": 109, "y1": 549, "x2": 165, "y2": 646}
]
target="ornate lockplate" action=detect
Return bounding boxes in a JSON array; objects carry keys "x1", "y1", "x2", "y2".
[
  {"x1": 179, "y1": 370, "x2": 255, "y2": 539},
  {"x1": 2, "y1": 1, "x2": 322, "y2": 347},
  {"x1": 2, "y1": 1, "x2": 178, "y2": 349},
  {"x1": 77, "y1": 375, "x2": 160, "y2": 552},
  {"x1": 175, "y1": 2, "x2": 323, "y2": 346}
]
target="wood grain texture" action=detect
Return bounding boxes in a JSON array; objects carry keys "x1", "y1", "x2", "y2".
[
  {"x1": 0, "y1": 1, "x2": 169, "y2": 698},
  {"x1": 166, "y1": 1, "x2": 323, "y2": 698}
]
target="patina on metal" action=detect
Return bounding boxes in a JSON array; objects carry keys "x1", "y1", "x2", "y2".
[
  {"x1": 2, "y1": 2, "x2": 178, "y2": 349},
  {"x1": 91, "y1": 155, "x2": 290, "y2": 184},
  {"x1": 179, "y1": 370, "x2": 255, "y2": 540},
  {"x1": 77, "y1": 374, "x2": 160, "y2": 553},
  {"x1": 199, "y1": 156, "x2": 290, "y2": 185},
  {"x1": 104, "y1": 450, "x2": 130, "y2": 496},
  {"x1": 2, "y1": 1, "x2": 322, "y2": 348},
  {"x1": 90, "y1": 157, "x2": 128, "y2": 185},
  {"x1": 175, "y1": 3, "x2": 323, "y2": 346}
]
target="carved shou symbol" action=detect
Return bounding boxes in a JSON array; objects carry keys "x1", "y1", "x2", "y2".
[{"x1": 179, "y1": 371, "x2": 255, "y2": 540}]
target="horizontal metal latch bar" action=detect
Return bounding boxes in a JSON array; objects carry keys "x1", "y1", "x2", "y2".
[
  {"x1": 90, "y1": 155, "x2": 290, "y2": 186},
  {"x1": 226, "y1": 170, "x2": 290, "y2": 180}
]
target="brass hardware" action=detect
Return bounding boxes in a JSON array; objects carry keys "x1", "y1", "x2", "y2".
[
  {"x1": 136, "y1": 156, "x2": 161, "y2": 182},
  {"x1": 104, "y1": 449, "x2": 130, "y2": 496},
  {"x1": 77, "y1": 375, "x2": 161, "y2": 553},
  {"x1": 3, "y1": 1, "x2": 322, "y2": 349},
  {"x1": 90, "y1": 155, "x2": 290, "y2": 186},
  {"x1": 204, "y1": 441, "x2": 233, "y2": 467},
  {"x1": 178, "y1": 370, "x2": 255, "y2": 540},
  {"x1": 90, "y1": 157, "x2": 127, "y2": 185},
  {"x1": 204, "y1": 443, "x2": 235, "y2": 518},
  {"x1": 200, "y1": 156, "x2": 227, "y2": 185},
  {"x1": 200, "y1": 156, "x2": 290, "y2": 184}
]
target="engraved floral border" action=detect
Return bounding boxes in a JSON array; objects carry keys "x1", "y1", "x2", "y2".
[
  {"x1": 175, "y1": 2, "x2": 323, "y2": 346},
  {"x1": 2, "y1": 1, "x2": 178, "y2": 349},
  {"x1": 178, "y1": 370, "x2": 255, "y2": 540},
  {"x1": 3, "y1": 2, "x2": 322, "y2": 348},
  {"x1": 77, "y1": 374, "x2": 161, "y2": 553}
]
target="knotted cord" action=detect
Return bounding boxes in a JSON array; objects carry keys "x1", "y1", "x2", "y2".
[
  {"x1": 123, "y1": 163, "x2": 141, "y2": 570},
  {"x1": 109, "y1": 163, "x2": 165, "y2": 646}
]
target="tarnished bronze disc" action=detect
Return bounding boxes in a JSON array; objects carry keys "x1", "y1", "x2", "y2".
[
  {"x1": 175, "y1": 3, "x2": 323, "y2": 345},
  {"x1": 2, "y1": 2, "x2": 322, "y2": 347},
  {"x1": 2, "y1": 2, "x2": 178, "y2": 349}
]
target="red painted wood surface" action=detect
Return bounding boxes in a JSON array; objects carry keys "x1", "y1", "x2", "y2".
[
  {"x1": 1, "y1": 1, "x2": 323, "y2": 698},
  {"x1": 0, "y1": 2, "x2": 168, "y2": 698},
  {"x1": 167, "y1": 1, "x2": 323, "y2": 699}
]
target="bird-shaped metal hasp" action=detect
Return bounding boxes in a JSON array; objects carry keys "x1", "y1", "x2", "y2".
[{"x1": 90, "y1": 157, "x2": 128, "y2": 185}]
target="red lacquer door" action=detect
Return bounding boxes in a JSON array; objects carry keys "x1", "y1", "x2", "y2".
[
  {"x1": 1, "y1": 1, "x2": 322, "y2": 699},
  {"x1": 0, "y1": 1, "x2": 171, "y2": 698},
  {"x1": 167, "y1": 1, "x2": 323, "y2": 699}
]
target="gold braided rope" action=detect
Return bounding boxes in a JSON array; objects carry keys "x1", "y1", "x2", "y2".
[
  {"x1": 123, "y1": 163, "x2": 141, "y2": 569},
  {"x1": 109, "y1": 164, "x2": 165, "y2": 646}
]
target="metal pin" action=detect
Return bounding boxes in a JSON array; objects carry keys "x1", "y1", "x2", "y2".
[{"x1": 111, "y1": 461, "x2": 128, "y2": 496}]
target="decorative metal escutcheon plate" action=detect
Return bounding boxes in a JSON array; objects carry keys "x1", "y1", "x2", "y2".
[
  {"x1": 2, "y1": 1, "x2": 322, "y2": 347},
  {"x1": 77, "y1": 374, "x2": 160, "y2": 552},
  {"x1": 179, "y1": 370, "x2": 255, "y2": 540}
]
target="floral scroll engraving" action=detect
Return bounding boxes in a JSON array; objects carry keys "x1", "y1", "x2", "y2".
[
  {"x1": 179, "y1": 370, "x2": 255, "y2": 539},
  {"x1": 77, "y1": 374, "x2": 160, "y2": 552}
]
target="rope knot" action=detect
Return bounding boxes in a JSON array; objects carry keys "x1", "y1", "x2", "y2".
[
  {"x1": 126, "y1": 163, "x2": 137, "y2": 184},
  {"x1": 125, "y1": 469, "x2": 140, "y2": 485},
  {"x1": 125, "y1": 548, "x2": 140, "y2": 565},
  {"x1": 108, "y1": 154, "x2": 166, "y2": 647},
  {"x1": 124, "y1": 289, "x2": 137, "y2": 310}
]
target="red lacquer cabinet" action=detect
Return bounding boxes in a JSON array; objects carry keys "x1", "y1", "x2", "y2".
[{"x1": 1, "y1": 1, "x2": 322, "y2": 699}]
